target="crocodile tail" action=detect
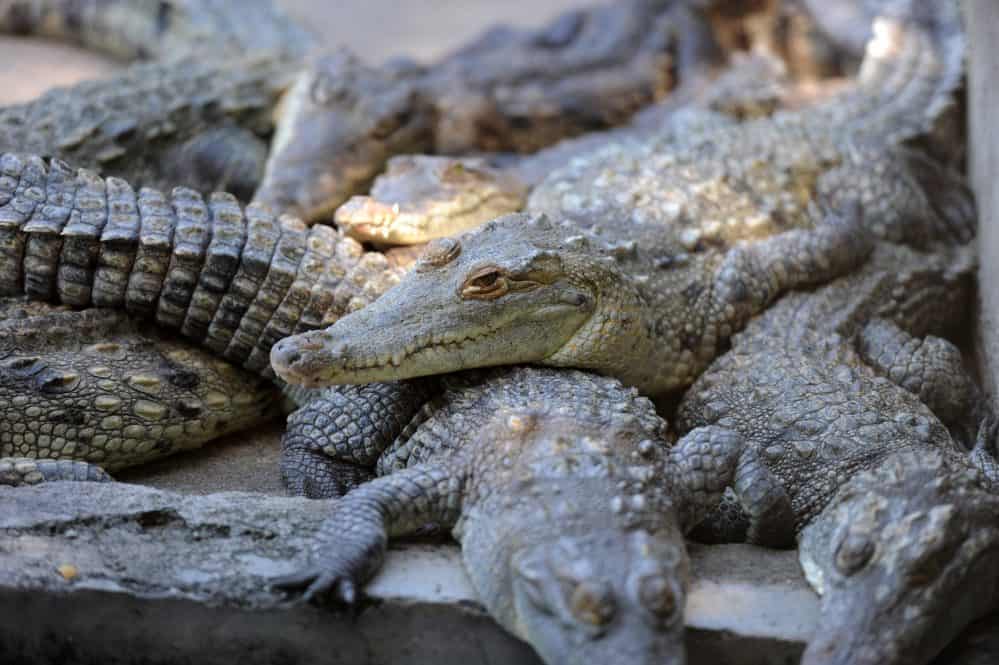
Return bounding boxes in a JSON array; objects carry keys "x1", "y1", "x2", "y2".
[
  {"x1": 0, "y1": 0, "x2": 314, "y2": 61},
  {"x1": 811, "y1": 0, "x2": 965, "y2": 143},
  {"x1": 0, "y1": 151, "x2": 404, "y2": 378}
]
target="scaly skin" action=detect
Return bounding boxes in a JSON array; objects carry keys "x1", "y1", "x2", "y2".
[
  {"x1": 331, "y1": 51, "x2": 799, "y2": 246},
  {"x1": 797, "y1": 450, "x2": 999, "y2": 665},
  {"x1": 251, "y1": 0, "x2": 728, "y2": 221},
  {"x1": 0, "y1": 151, "x2": 409, "y2": 377},
  {"x1": 271, "y1": 0, "x2": 971, "y2": 394},
  {"x1": 334, "y1": 155, "x2": 528, "y2": 245},
  {"x1": 0, "y1": 299, "x2": 277, "y2": 484},
  {"x1": 0, "y1": 53, "x2": 296, "y2": 199},
  {"x1": 275, "y1": 366, "x2": 748, "y2": 665},
  {"x1": 675, "y1": 242, "x2": 999, "y2": 665},
  {"x1": 0, "y1": 152, "x2": 428, "y2": 480},
  {"x1": 0, "y1": 0, "x2": 315, "y2": 61}
]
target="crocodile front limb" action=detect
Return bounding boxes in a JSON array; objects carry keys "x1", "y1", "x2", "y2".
[
  {"x1": 276, "y1": 367, "x2": 749, "y2": 665},
  {"x1": 676, "y1": 242, "x2": 999, "y2": 665}
]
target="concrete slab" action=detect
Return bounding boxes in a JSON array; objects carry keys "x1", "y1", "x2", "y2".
[
  {"x1": 969, "y1": 0, "x2": 999, "y2": 405},
  {"x1": 0, "y1": 481, "x2": 818, "y2": 665}
]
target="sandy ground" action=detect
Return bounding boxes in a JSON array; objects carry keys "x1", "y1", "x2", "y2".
[{"x1": 0, "y1": 0, "x2": 589, "y2": 104}]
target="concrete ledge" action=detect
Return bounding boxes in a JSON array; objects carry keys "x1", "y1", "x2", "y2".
[{"x1": 0, "y1": 482, "x2": 818, "y2": 665}]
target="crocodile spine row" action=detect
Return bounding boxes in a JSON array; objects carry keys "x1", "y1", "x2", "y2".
[{"x1": 0, "y1": 152, "x2": 406, "y2": 376}]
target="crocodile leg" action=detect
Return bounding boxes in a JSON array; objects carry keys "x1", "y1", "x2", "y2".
[
  {"x1": 708, "y1": 203, "x2": 873, "y2": 344},
  {"x1": 667, "y1": 425, "x2": 746, "y2": 532},
  {"x1": 857, "y1": 318, "x2": 981, "y2": 442},
  {"x1": 280, "y1": 380, "x2": 439, "y2": 498},
  {"x1": 274, "y1": 462, "x2": 465, "y2": 604}
]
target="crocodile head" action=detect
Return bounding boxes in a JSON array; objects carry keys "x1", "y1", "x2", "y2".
[
  {"x1": 271, "y1": 212, "x2": 658, "y2": 391},
  {"x1": 334, "y1": 155, "x2": 527, "y2": 245},
  {"x1": 254, "y1": 49, "x2": 434, "y2": 222},
  {"x1": 798, "y1": 450, "x2": 999, "y2": 665},
  {"x1": 505, "y1": 528, "x2": 689, "y2": 665}
]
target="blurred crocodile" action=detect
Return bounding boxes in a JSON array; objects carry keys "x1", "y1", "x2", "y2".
[
  {"x1": 334, "y1": 51, "x2": 808, "y2": 246},
  {"x1": 0, "y1": 0, "x2": 314, "y2": 61},
  {"x1": 1, "y1": 0, "x2": 732, "y2": 222},
  {"x1": 271, "y1": 0, "x2": 972, "y2": 396},
  {"x1": 675, "y1": 242, "x2": 999, "y2": 665},
  {"x1": 275, "y1": 366, "x2": 747, "y2": 665},
  {"x1": 250, "y1": 0, "x2": 731, "y2": 221},
  {"x1": 0, "y1": 52, "x2": 298, "y2": 200}
]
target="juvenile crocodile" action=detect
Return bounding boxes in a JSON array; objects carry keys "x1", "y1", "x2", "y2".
[
  {"x1": 0, "y1": 150, "x2": 434, "y2": 480},
  {"x1": 0, "y1": 299, "x2": 277, "y2": 485},
  {"x1": 674, "y1": 242, "x2": 999, "y2": 664},
  {"x1": 275, "y1": 366, "x2": 748, "y2": 665},
  {"x1": 0, "y1": 53, "x2": 297, "y2": 199},
  {"x1": 271, "y1": 0, "x2": 971, "y2": 395},
  {"x1": 0, "y1": 151, "x2": 415, "y2": 374},
  {"x1": 250, "y1": 0, "x2": 729, "y2": 221},
  {"x1": 333, "y1": 51, "x2": 807, "y2": 246},
  {"x1": 0, "y1": 0, "x2": 315, "y2": 61}
]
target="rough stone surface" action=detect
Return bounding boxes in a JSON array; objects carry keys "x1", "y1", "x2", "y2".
[{"x1": 0, "y1": 481, "x2": 819, "y2": 665}]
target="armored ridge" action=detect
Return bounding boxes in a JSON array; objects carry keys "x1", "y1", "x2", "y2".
[
  {"x1": 0, "y1": 0, "x2": 316, "y2": 61},
  {"x1": 276, "y1": 366, "x2": 747, "y2": 665},
  {"x1": 271, "y1": 0, "x2": 973, "y2": 397},
  {"x1": 0, "y1": 53, "x2": 297, "y2": 199},
  {"x1": 0, "y1": 151, "x2": 408, "y2": 377}
]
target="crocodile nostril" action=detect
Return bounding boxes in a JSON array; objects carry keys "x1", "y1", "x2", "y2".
[{"x1": 271, "y1": 341, "x2": 302, "y2": 369}]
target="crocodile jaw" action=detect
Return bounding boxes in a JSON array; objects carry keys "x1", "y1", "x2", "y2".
[{"x1": 270, "y1": 276, "x2": 591, "y2": 387}]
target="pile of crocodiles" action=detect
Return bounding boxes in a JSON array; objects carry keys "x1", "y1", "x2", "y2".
[{"x1": 0, "y1": 0, "x2": 995, "y2": 664}]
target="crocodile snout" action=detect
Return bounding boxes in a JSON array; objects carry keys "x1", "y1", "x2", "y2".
[{"x1": 270, "y1": 332, "x2": 341, "y2": 385}]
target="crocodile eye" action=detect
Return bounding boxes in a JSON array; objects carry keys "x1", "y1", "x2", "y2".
[
  {"x1": 637, "y1": 574, "x2": 678, "y2": 619},
  {"x1": 835, "y1": 532, "x2": 876, "y2": 575},
  {"x1": 569, "y1": 580, "x2": 616, "y2": 626},
  {"x1": 462, "y1": 267, "x2": 509, "y2": 299}
]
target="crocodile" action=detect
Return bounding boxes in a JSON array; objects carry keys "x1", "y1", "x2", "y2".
[
  {"x1": 333, "y1": 51, "x2": 814, "y2": 246},
  {"x1": 249, "y1": 0, "x2": 733, "y2": 221},
  {"x1": 2, "y1": 0, "x2": 794, "y2": 224},
  {"x1": 0, "y1": 0, "x2": 315, "y2": 61},
  {"x1": 673, "y1": 242, "x2": 999, "y2": 665},
  {"x1": 0, "y1": 151, "x2": 437, "y2": 480},
  {"x1": 0, "y1": 52, "x2": 297, "y2": 200},
  {"x1": 271, "y1": 0, "x2": 972, "y2": 395},
  {"x1": 275, "y1": 366, "x2": 749, "y2": 665},
  {"x1": 0, "y1": 298, "x2": 278, "y2": 485}
]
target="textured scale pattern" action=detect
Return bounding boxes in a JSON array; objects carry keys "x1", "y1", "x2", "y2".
[
  {"x1": 0, "y1": 0, "x2": 314, "y2": 61},
  {"x1": 527, "y1": 1, "x2": 971, "y2": 250},
  {"x1": 0, "y1": 54, "x2": 296, "y2": 199},
  {"x1": 279, "y1": 366, "x2": 749, "y2": 665},
  {"x1": 0, "y1": 301, "x2": 278, "y2": 478},
  {"x1": 677, "y1": 242, "x2": 982, "y2": 543},
  {"x1": 0, "y1": 152, "x2": 409, "y2": 378}
]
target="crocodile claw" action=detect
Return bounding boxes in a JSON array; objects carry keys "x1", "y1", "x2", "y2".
[{"x1": 272, "y1": 569, "x2": 359, "y2": 607}]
